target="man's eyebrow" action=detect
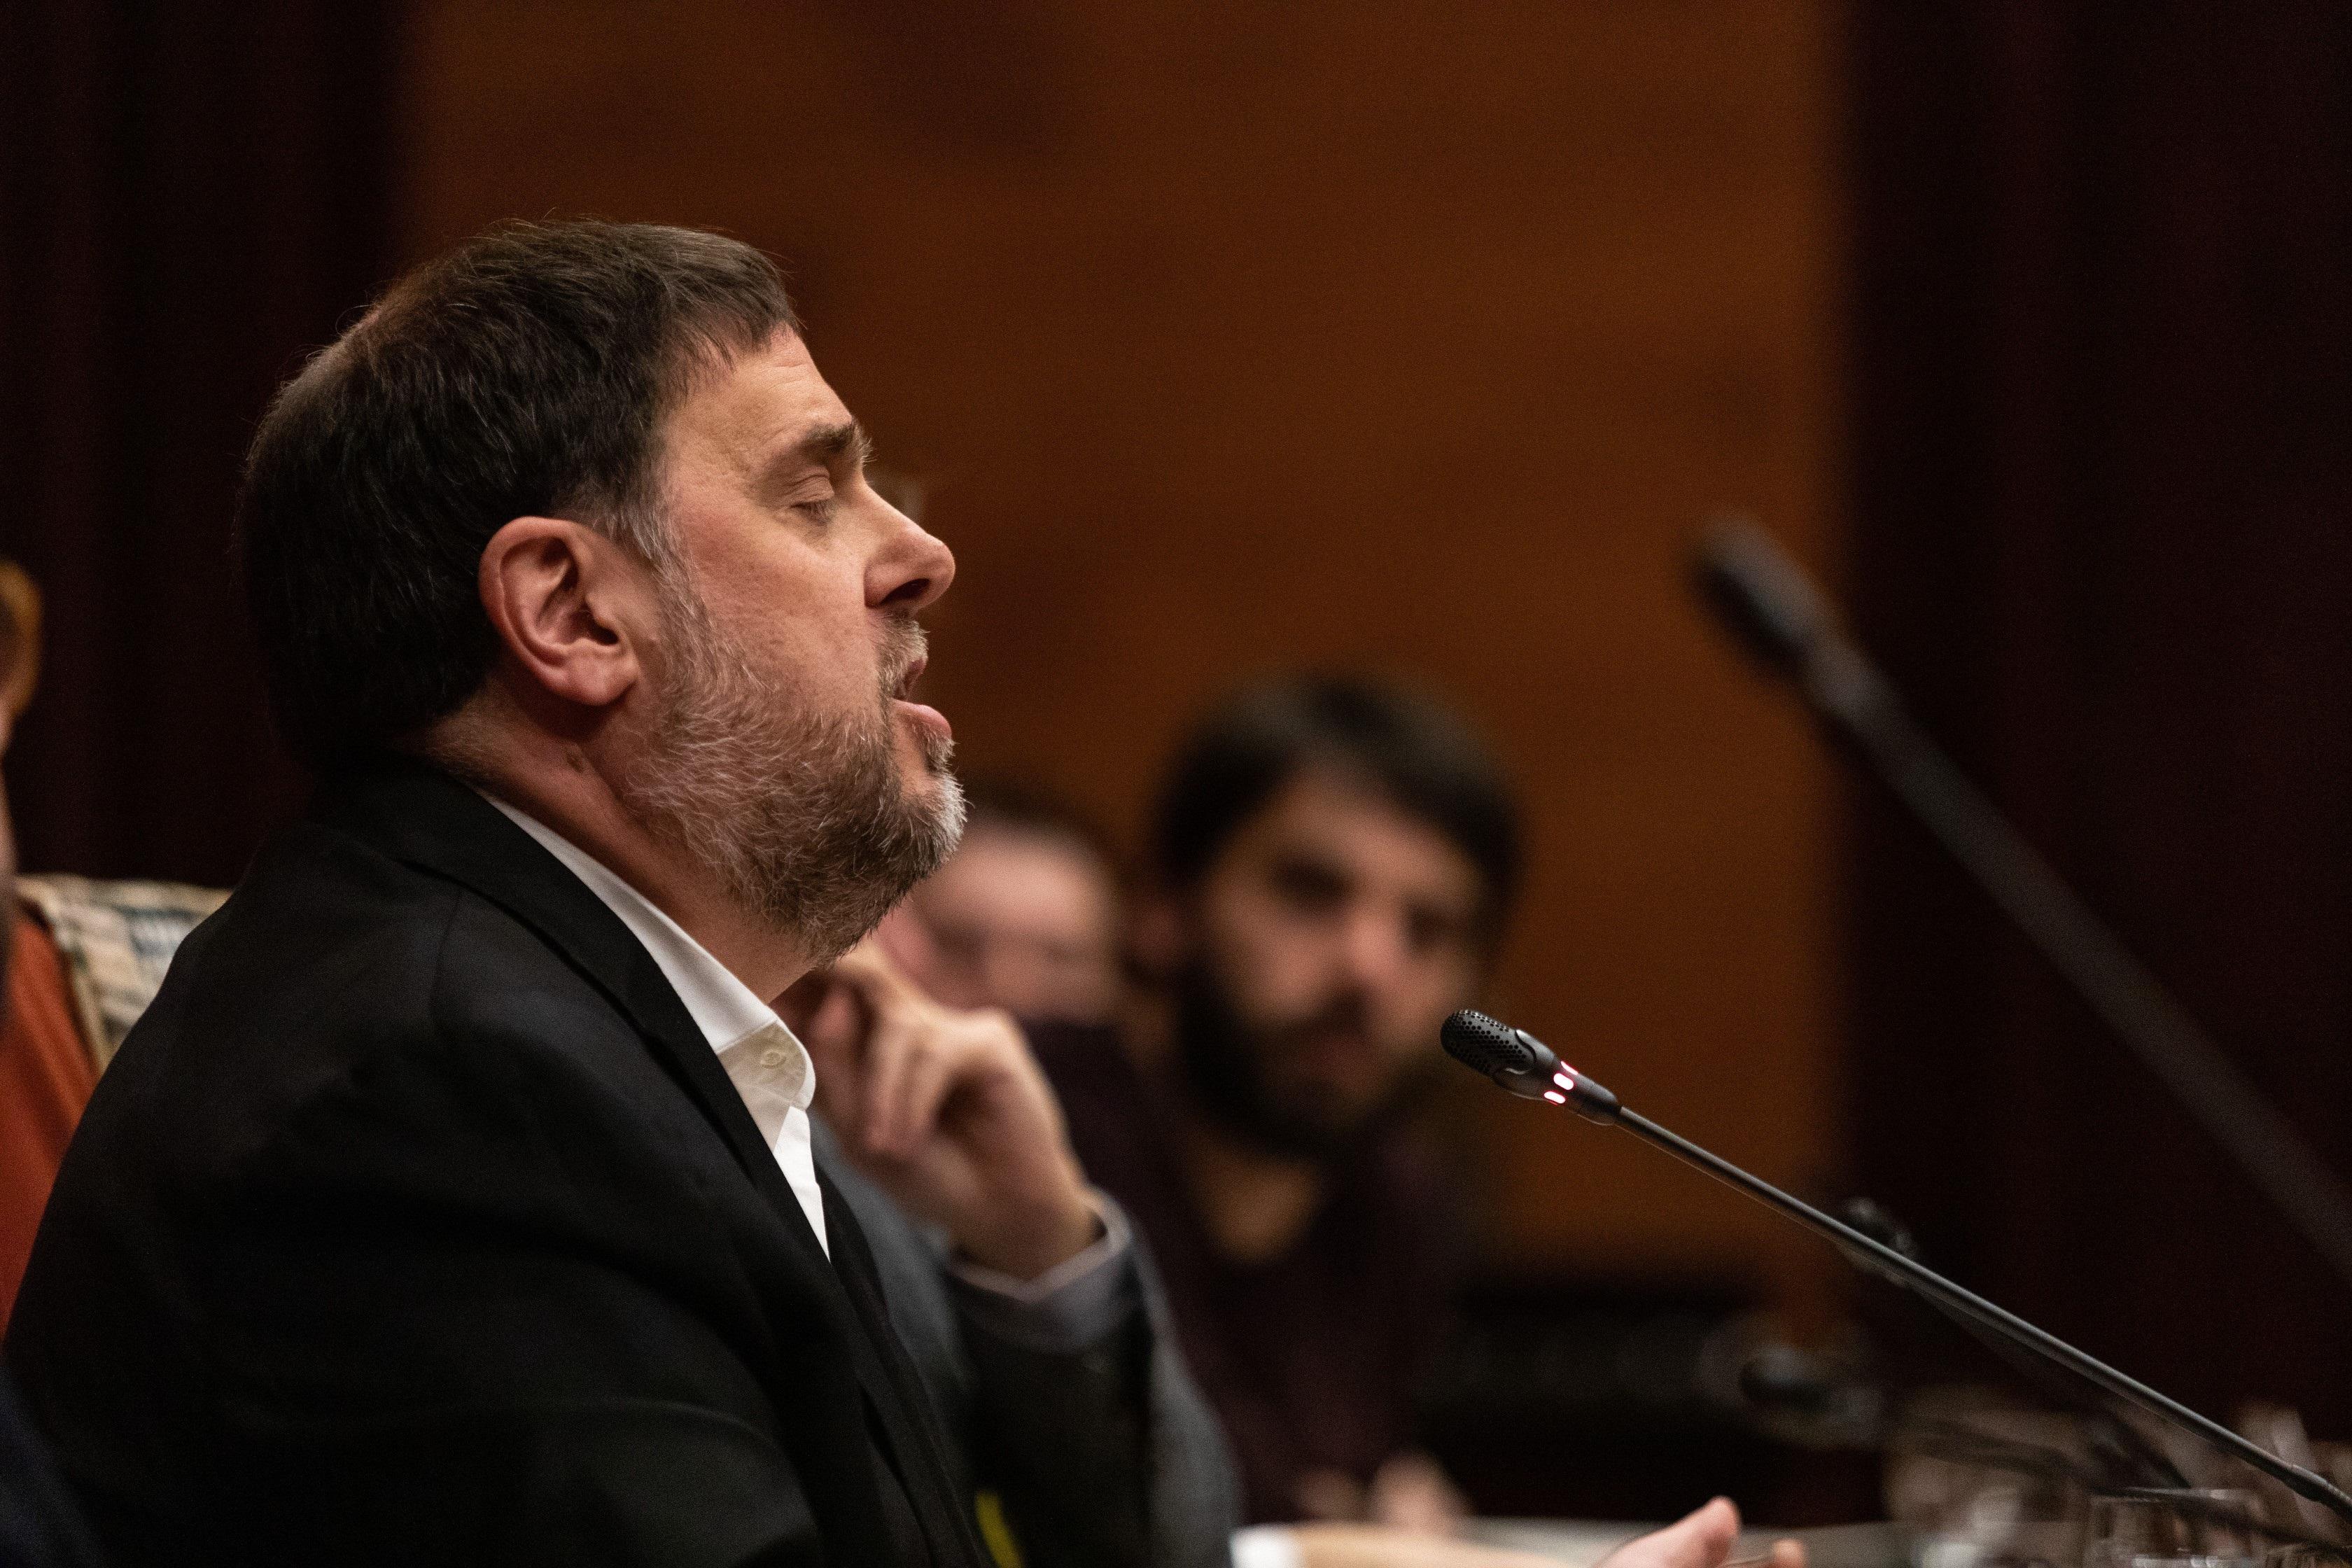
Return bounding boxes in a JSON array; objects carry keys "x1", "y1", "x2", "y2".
[{"x1": 800, "y1": 419, "x2": 872, "y2": 469}]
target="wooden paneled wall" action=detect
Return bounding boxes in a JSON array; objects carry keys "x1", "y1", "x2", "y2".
[{"x1": 398, "y1": 0, "x2": 1846, "y2": 1307}]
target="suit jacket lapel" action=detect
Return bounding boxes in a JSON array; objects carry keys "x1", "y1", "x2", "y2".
[
  {"x1": 312, "y1": 757, "x2": 986, "y2": 1566},
  {"x1": 821, "y1": 1170, "x2": 990, "y2": 1568},
  {"x1": 311, "y1": 758, "x2": 830, "y2": 1261}
]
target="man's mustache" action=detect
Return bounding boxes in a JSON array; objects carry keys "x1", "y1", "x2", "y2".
[
  {"x1": 877, "y1": 617, "x2": 927, "y2": 702},
  {"x1": 1275, "y1": 989, "x2": 1373, "y2": 1045}
]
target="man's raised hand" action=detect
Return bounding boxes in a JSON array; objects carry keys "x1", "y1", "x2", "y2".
[{"x1": 788, "y1": 939, "x2": 1100, "y2": 1280}]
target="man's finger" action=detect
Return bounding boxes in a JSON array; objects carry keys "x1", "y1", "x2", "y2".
[
  {"x1": 858, "y1": 1011, "x2": 928, "y2": 1152},
  {"x1": 878, "y1": 1034, "x2": 960, "y2": 1157},
  {"x1": 796, "y1": 981, "x2": 866, "y2": 1060},
  {"x1": 1671, "y1": 1499, "x2": 1741, "y2": 1568},
  {"x1": 1607, "y1": 1498, "x2": 1740, "y2": 1568},
  {"x1": 821, "y1": 939, "x2": 922, "y2": 1012},
  {"x1": 799, "y1": 983, "x2": 871, "y2": 1123}
]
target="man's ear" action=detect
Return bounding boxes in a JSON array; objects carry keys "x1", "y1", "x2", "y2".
[{"x1": 477, "y1": 517, "x2": 649, "y2": 710}]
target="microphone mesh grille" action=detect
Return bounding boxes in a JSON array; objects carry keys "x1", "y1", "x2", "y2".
[{"x1": 1441, "y1": 1009, "x2": 1532, "y2": 1077}]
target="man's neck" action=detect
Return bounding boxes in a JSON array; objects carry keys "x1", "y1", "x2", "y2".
[
  {"x1": 1126, "y1": 989, "x2": 1329, "y2": 1265},
  {"x1": 430, "y1": 723, "x2": 814, "y2": 1004},
  {"x1": 1177, "y1": 1111, "x2": 1327, "y2": 1266}
]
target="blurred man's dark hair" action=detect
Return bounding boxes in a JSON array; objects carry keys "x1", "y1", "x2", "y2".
[
  {"x1": 1148, "y1": 674, "x2": 1522, "y2": 944},
  {"x1": 237, "y1": 220, "x2": 797, "y2": 768}
]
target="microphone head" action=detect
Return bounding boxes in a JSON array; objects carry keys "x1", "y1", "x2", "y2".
[
  {"x1": 1441, "y1": 1009, "x2": 1541, "y2": 1079},
  {"x1": 1441, "y1": 1009, "x2": 1578, "y2": 1106},
  {"x1": 1443, "y1": 1009, "x2": 1623, "y2": 1121},
  {"x1": 1690, "y1": 515, "x2": 1828, "y2": 678}
]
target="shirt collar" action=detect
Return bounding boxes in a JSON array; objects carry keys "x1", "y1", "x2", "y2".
[{"x1": 477, "y1": 792, "x2": 793, "y2": 1060}]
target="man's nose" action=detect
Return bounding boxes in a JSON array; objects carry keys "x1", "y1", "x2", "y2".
[
  {"x1": 870, "y1": 510, "x2": 956, "y2": 612},
  {"x1": 1338, "y1": 905, "x2": 1407, "y2": 992}
]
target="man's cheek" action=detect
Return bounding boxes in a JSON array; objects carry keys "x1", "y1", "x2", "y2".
[
  {"x1": 1256, "y1": 958, "x2": 1340, "y2": 1032},
  {"x1": 1376, "y1": 981, "x2": 1462, "y2": 1066},
  {"x1": 1204, "y1": 919, "x2": 1296, "y2": 1016}
]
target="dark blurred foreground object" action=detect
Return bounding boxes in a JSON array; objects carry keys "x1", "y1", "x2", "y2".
[
  {"x1": 0, "y1": 563, "x2": 227, "y2": 1327},
  {"x1": 0, "y1": 1368, "x2": 104, "y2": 1568},
  {"x1": 1693, "y1": 518, "x2": 2352, "y2": 1296}
]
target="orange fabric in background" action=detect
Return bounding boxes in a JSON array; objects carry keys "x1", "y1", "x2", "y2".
[{"x1": 0, "y1": 911, "x2": 94, "y2": 1327}]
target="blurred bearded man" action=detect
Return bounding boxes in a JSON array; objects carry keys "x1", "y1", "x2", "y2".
[
  {"x1": 1032, "y1": 676, "x2": 1522, "y2": 1530},
  {"x1": 1, "y1": 222, "x2": 1230, "y2": 1568}
]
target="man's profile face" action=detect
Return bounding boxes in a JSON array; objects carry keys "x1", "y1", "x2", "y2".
[
  {"x1": 615, "y1": 329, "x2": 965, "y2": 954},
  {"x1": 1173, "y1": 769, "x2": 1487, "y2": 1156},
  {"x1": 660, "y1": 330, "x2": 955, "y2": 799}
]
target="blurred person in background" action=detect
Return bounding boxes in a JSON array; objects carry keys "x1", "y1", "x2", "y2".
[
  {"x1": 0, "y1": 564, "x2": 224, "y2": 1330},
  {"x1": 1030, "y1": 675, "x2": 1520, "y2": 1532},
  {"x1": 883, "y1": 778, "x2": 1124, "y2": 1025},
  {"x1": 832, "y1": 741, "x2": 1792, "y2": 1568}
]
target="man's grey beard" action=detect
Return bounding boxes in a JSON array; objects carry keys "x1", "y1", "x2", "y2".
[{"x1": 617, "y1": 588, "x2": 966, "y2": 962}]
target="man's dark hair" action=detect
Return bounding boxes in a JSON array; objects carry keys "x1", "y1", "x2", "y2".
[
  {"x1": 237, "y1": 220, "x2": 798, "y2": 766},
  {"x1": 1149, "y1": 675, "x2": 1523, "y2": 939}
]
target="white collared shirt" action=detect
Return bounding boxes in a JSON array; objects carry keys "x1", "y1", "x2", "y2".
[{"x1": 481, "y1": 794, "x2": 829, "y2": 1256}]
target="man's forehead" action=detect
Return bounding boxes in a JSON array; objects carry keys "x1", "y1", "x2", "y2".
[
  {"x1": 1245, "y1": 771, "x2": 1482, "y2": 898},
  {"x1": 670, "y1": 328, "x2": 853, "y2": 458}
]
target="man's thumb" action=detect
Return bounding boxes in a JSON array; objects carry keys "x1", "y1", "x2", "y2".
[{"x1": 1660, "y1": 1498, "x2": 1741, "y2": 1568}]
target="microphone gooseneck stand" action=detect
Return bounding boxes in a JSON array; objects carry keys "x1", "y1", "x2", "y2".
[
  {"x1": 1438, "y1": 1008, "x2": 2352, "y2": 1528},
  {"x1": 1688, "y1": 518, "x2": 2352, "y2": 1298}
]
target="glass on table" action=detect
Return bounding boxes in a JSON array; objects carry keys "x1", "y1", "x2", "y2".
[
  {"x1": 2084, "y1": 1490, "x2": 2265, "y2": 1568},
  {"x1": 2262, "y1": 1546, "x2": 2352, "y2": 1568}
]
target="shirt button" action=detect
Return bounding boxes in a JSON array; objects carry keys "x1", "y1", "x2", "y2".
[{"x1": 760, "y1": 1046, "x2": 789, "y2": 1068}]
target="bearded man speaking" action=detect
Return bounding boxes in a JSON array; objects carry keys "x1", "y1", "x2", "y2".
[{"x1": 1, "y1": 223, "x2": 1214, "y2": 1567}]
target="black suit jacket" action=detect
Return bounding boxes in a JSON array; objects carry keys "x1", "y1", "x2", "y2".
[
  {"x1": 818, "y1": 1130, "x2": 1242, "y2": 1568},
  {"x1": 4, "y1": 758, "x2": 990, "y2": 1568}
]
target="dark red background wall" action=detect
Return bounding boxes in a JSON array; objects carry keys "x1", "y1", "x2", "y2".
[
  {"x1": 0, "y1": 0, "x2": 390, "y2": 883},
  {"x1": 1849, "y1": 1, "x2": 2352, "y2": 1432}
]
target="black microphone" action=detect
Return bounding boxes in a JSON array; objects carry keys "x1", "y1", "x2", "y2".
[
  {"x1": 1691, "y1": 517, "x2": 2352, "y2": 1298},
  {"x1": 1438, "y1": 1007, "x2": 1616, "y2": 1119},
  {"x1": 1690, "y1": 518, "x2": 1828, "y2": 678},
  {"x1": 1440, "y1": 1007, "x2": 2352, "y2": 1527}
]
